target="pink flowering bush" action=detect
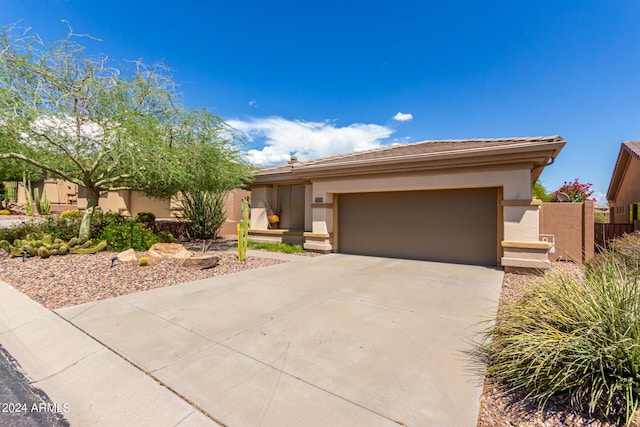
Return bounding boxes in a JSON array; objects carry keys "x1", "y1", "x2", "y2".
[{"x1": 551, "y1": 178, "x2": 595, "y2": 202}]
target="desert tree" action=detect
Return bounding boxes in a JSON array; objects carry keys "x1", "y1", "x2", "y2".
[{"x1": 0, "y1": 23, "x2": 251, "y2": 236}]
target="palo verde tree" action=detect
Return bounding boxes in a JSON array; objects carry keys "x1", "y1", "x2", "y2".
[{"x1": 0, "y1": 24, "x2": 251, "y2": 236}]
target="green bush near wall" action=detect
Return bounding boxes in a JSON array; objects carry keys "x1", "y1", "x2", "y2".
[{"x1": 480, "y1": 234, "x2": 640, "y2": 424}]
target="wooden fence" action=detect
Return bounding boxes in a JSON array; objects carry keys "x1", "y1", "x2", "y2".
[{"x1": 594, "y1": 223, "x2": 635, "y2": 250}]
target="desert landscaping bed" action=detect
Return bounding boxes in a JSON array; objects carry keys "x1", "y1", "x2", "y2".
[
  {"x1": 0, "y1": 250, "x2": 286, "y2": 310},
  {"x1": 478, "y1": 264, "x2": 627, "y2": 427}
]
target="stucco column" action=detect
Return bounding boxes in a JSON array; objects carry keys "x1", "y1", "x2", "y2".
[
  {"x1": 248, "y1": 185, "x2": 272, "y2": 230},
  {"x1": 304, "y1": 190, "x2": 334, "y2": 253},
  {"x1": 501, "y1": 199, "x2": 551, "y2": 270}
]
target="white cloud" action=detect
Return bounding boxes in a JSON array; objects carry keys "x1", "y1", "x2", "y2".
[
  {"x1": 592, "y1": 192, "x2": 607, "y2": 204},
  {"x1": 228, "y1": 117, "x2": 394, "y2": 167},
  {"x1": 393, "y1": 112, "x2": 413, "y2": 122},
  {"x1": 248, "y1": 99, "x2": 257, "y2": 107}
]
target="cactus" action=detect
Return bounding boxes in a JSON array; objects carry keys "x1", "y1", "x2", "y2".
[
  {"x1": 0, "y1": 235, "x2": 104, "y2": 258},
  {"x1": 33, "y1": 188, "x2": 51, "y2": 216},
  {"x1": 78, "y1": 235, "x2": 89, "y2": 245},
  {"x1": 40, "y1": 189, "x2": 51, "y2": 215},
  {"x1": 23, "y1": 246, "x2": 37, "y2": 257},
  {"x1": 139, "y1": 257, "x2": 149, "y2": 266},
  {"x1": 5, "y1": 181, "x2": 17, "y2": 202},
  {"x1": 37, "y1": 246, "x2": 50, "y2": 258},
  {"x1": 68, "y1": 237, "x2": 80, "y2": 247},
  {"x1": 237, "y1": 199, "x2": 249, "y2": 262},
  {"x1": 33, "y1": 187, "x2": 41, "y2": 214},
  {"x1": 70, "y1": 240, "x2": 107, "y2": 254},
  {"x1": 23, "y1": 175, "x2": 34, "y2": 216}
]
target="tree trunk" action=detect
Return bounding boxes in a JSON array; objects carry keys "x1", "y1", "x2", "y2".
[{"x1": 79, "y1": 192, "x2": 98, "y2": 237}]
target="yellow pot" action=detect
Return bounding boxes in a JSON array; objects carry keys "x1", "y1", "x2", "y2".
[{"x1": 268, "y1": 215, "x2": 279, "y2": 223}]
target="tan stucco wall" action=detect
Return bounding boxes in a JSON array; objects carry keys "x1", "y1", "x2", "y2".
[
  {"x1": 17, "y1": 179, "x2": 78, "y2": 205},
  {"x1": 78, "y1": 188, "x2": 173, "y2": 218},
  {"x1": 219, "y1": 189, "x2": 251, "y2": 235},
  {"x1": 130, "y1": 192, "x2": 173, "y2": 218},
  {"x1": 610, "y1": 157, "x2": 640, "y2": 223},
  {"x1": 540, "y1": 201, "x2": 595, "y2": 263}
]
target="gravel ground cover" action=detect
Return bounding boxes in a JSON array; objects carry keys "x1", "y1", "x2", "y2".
[{"x1": 0, "y1": 250, "x2": 286, "y2": 310}]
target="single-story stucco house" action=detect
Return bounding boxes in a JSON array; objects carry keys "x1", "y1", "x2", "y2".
[
  {"x1": 249, "y1": 135, "x2": 566, "y2": 271},
  {"x1": 607, "y1": 141, "x2": 640, "y2": 226}
]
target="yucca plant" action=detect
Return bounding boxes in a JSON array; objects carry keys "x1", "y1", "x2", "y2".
[
  {"x1": 481, "y1": 253, "x2": 640, "y2": 425},
  {"x1": 179, "y1": 191, "x2": 228, "y2": 240}
]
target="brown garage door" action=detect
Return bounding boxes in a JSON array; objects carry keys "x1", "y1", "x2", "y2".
[{"x1": 338, "y1": 188, "x2": 498, "y2": 266}]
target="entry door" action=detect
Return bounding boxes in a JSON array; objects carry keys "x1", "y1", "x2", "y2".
[{"x1": 277, "y1": 184, "x2": 305, "y2": 230}]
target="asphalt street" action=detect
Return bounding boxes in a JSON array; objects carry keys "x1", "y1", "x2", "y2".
[{"x1": 0, "y1": 344, "x2": 69, "y2": 427}]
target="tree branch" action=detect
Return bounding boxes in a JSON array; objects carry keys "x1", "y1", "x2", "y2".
[
  {"x1": 0, "y1": 153, "x2": 81, "y2": 186},
  {"x1": 32, "y1": 130, "x2": 88, "y2": 174},
  {"x1": 94, "y1": 173, "x2": 132, "y2": 188},
  {"x1": 104, "y1": 186, "x2": 132, "y2": 192}
]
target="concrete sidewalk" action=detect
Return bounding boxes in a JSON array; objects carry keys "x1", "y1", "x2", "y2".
[{"x1": 0, "y1": 280, "x2": 217, "y2": 426}]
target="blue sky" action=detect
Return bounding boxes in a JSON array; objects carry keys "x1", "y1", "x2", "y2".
[{"x1": 2, "y1": 0, "x2": 640, "y2": 202}]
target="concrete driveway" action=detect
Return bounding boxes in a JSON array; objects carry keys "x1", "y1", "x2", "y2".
[{"x1": 57, "y1": 254, "x2": 503, "y2": 426}]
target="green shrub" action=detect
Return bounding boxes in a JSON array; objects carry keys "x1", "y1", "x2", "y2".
[
  {"x1": 60, "y1": 210, "x2": 83, "y2": 219},
  {"x1": 0, "y1": 221, "x2": 43, "y2": 243},
  {"x1": 179, "y1": 191, "x2": 227, "y2": 240},
  {"x1": 0, "y1": 212, "x2": 169, "y2": 252},
  {"x1": 98, "y1": 220, "x2": 158, "y2": 252},
  {"x1": 39, "y1": 215, "x2": 82, "y2": 241},
  {"x1": 481, "y1": 254, "x2": 640, "y2": 424},
  {"x1": 155, "y1": 231, "x2": 174, "y2": 243},
  {"x1": 135, "y1": 212, "x2": 156, "y2": 223},
  {"x1": 38, "y1": 211, "x2": 126, "y2": 241}
]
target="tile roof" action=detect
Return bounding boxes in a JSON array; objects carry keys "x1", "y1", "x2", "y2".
[
  {"x1": 622, "y1": 141, "x2": 640, "y2": 159},
  {"x1": 257, "y1": 135, "x2": 564, "y2": 174}
]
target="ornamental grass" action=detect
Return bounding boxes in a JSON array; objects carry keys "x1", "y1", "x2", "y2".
[{"x1": 481, "y1": 247, "x2": 640, "y2": 425}]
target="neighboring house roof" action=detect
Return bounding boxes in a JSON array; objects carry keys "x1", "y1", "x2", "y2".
[
  {"x1": 606, "y1": 141, "x2": 640, "y2": 202},
  {"x1": 253, "y1": 135, "x2": 566, "y2": 183}
]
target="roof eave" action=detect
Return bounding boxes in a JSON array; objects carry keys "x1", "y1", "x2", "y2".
[
  {"x1": 294, "y1": 141, "x2": 565, "y2": 179},
  {"x1": 606, "y1": 146, "x2": 632, "y2": 202}
]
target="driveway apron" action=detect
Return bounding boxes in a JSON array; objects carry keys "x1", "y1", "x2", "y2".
[{"x1": 57, "y1": 253, "x2": 503, "y2": 427}]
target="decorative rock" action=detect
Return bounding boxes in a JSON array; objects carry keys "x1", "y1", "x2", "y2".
[
  {"x1": 180, "y1": 255, "x2": 220, "y2": 270},
  {"x1": 148, "y1": 243, "x2": 187, "y2": 259},
  {"x1": 171, "y1": 249, "x2": 193, "y2": 260},
  {"x1": 117, "y1": 248, "x2": 138, "y2": 262}
]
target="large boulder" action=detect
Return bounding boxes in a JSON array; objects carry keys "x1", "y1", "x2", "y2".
[
  {"x1": 180, "y1": 255, "x2": 220, "y2": 270},
  {"x1": 117, "y1": 248, "x2": 138, "y2": 262},
  {"x1": 148, "y1": 243, "x2": 189, "y2": 259},
  {"x1": 171, "y1": 248, "x2": 193, "y2": 260}
]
